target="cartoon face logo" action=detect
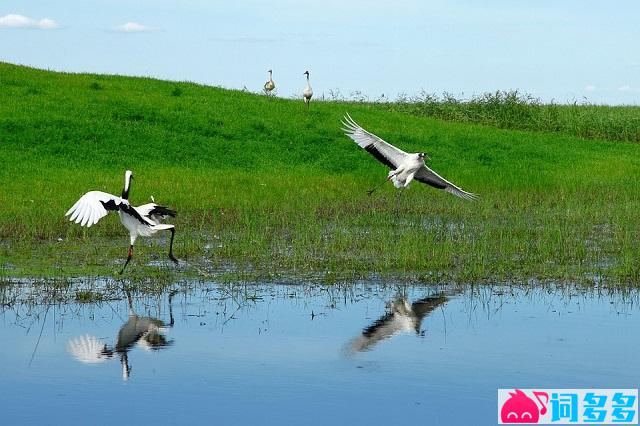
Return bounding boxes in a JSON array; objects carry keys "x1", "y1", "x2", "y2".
[{"x1": 501, "y1": 389, "x2": 548, "y2": 423}]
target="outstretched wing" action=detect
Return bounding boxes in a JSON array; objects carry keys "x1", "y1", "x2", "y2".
[
  {"x1": 411, "y1": 294, "x2": 448, "y2": 319},
  {"x1": 411, "y1": 294, "x2": 449, "y2": 333},
  {"x1": 414, "y1": 166, "x2": 477, "y2": 201},
  {"x1": 348, "y1": 312, "x2": 408, "y2": 353},
  {"x1": 65, "y1": 191, "x2": 121, "y2": 227},
  {"x1": 342, "y1": 113, "x2": 408, "y2": 169},
  {"x1": 67, "y1": 335, "x2": 110, "y2": 364}
]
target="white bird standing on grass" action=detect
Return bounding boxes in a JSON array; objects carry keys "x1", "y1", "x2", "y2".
[
  {"x1": 264, "y1": 69, "x2": 275, "y2": 94},
  {"x1": 303, "y1": 70, "x2": 313, "y2": 109},
  {"x1": 65, "y1": 170, "x2": 178, "y2": 273},
  {"x1": 342, "y1": 114, "x2": 477, "y2": 200}
]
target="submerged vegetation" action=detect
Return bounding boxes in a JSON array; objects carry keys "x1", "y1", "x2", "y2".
[{"x1": 1, "y1": 62, "x2": 640, "y2": 284}]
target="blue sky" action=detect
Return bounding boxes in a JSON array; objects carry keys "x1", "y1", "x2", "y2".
[{"x1": 1, "y1": 0, "x2": 638, "y2": 104}]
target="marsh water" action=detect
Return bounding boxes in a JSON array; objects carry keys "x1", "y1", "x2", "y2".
[{"x1": 0, "y1": 280, "x2": 638, "y2": 425}]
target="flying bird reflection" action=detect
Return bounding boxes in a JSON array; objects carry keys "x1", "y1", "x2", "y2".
[{"x1": 347, "y1": 293, "x2": 448, "y2": 354}]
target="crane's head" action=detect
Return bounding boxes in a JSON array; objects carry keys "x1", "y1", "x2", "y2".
[
  {"x1": 304, "y1": 70, "x2": 309, "y2": 76},
  {"x1": 418, "y1": 152, "x2": 430, "y2": 161},
  {"x1": 268, "y1": 69, "x2": 272, "y2": 73}
]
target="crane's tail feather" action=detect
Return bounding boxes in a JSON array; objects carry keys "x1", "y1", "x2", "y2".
[{"x1": 150, "y1": 224, "x2": 174, "y2": 231}]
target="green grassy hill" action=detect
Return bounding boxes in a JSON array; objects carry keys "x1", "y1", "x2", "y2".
[{"x1": 1, "y1": 62, "x2": 639, "y2": 283}]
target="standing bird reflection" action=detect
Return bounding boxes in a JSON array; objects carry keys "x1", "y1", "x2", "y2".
[{"x1": 67, "y1": 290, "x2": 175, "y2": 380}]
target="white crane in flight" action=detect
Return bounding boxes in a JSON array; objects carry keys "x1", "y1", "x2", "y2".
[{"x1": 342, "y1": 114, "x2": 477, "y2": 200}]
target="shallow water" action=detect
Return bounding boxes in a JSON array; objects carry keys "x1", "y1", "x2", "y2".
[{"x1": 0, "y1": 281, "x2": 638, "y2": 425}]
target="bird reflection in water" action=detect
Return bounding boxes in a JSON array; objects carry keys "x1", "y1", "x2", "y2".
[
  {"x1": 347, "y1": 293, "x2": 448, "y2": 354},
  {"x1": 67, "y1": 290, "x2": 176, "y2": 380}
]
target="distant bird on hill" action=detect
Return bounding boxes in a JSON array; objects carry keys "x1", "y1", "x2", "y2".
[
  {"x1": 264, "y1": 69, "x2": 275, "y2": 94},
  {"x1": 303, "y1": 70, "x2": 313, "y2": 109},
  {"x1": 341, "y1": 113, "x2": 477, "y2": 200},
  {"x1": 65, "y1": 170, "x2": 178, "y2": 273}
]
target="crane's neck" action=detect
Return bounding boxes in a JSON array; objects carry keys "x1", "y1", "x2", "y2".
[
  {"x1": 122, "y1": 171, "x2": 132, "y2": 200},
  {"x1": 268, "y1": 70, "x2": 273, "y2": 80}
]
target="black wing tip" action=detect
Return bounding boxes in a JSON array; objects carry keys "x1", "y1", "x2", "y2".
[
  {"x1": 150, "y1": 205, "x2": 177, "y2": 217},
  {"x1": 100, "y1": 199, "x2": 119, "y2": 211}
]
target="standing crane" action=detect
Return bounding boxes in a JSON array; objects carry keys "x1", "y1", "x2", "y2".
[{"x1": 65, "y1": 170, "x2": 178, "y2": 273}]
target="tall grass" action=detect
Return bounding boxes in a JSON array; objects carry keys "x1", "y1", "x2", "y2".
[
  {"x1": 384, "y1": 90, "x2": 640, "y2": 143},
  {"x1": 319, "y1": 90, "x2": 640, "y2": 143}
]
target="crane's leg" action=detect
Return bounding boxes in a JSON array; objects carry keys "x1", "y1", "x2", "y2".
[
  {"x1": 120, "y1": 245, "x2": 134, "y2": 274},
  {"x1": 120, "y1": 352, "x2": 131, "y2": 381},
  {"x1": 168, "y1": 289, "x2": 178, "y2": 327},
  {"x1": 367, "y1": 179, "x2": 387, "y2": 196},
  {"x1": 368, "y1": 173, "x2": 396, "y2": 196},
  {"x1": 126, "y1": 289, "x2": 133, "y2": 310},
  {"x1": 168, "y1": 228, "x2": 178, "y2": 263}
]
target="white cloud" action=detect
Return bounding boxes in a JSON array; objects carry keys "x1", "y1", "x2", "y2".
[
  {"x1": 117, "y1": 22, "x2": 151, "y2": 33},
  {"x1": 584, "y1": 85, "x2": 596, "y2": 92},
  {"x1": 0, "y1": 14, "x2": 58, "y2": 29},
  {"x1": 0, "y1": 14, "x2": 30, "y2": 27},
  {"x1": 37, "y1": 18, "x2": 58, "y2": 30},
  {"x1": 617, "y1": 85, "x2": 632, "y2": 92}
]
